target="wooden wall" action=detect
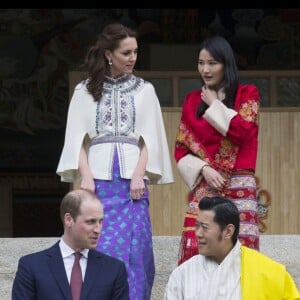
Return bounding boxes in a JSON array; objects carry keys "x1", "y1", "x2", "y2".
[
  {"x1": 69, "y1": 72, "x2": 300, "y2": 236},
  {"x1": 149, "y1": 108, "x2": 300, "y2": 235}
]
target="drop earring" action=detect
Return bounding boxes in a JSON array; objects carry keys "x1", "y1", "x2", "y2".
[{"x1": 108, "y1": 58, "x2": 112, "y2": 65}]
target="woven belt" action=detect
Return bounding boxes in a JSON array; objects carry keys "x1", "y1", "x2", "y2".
[{"x1": 91, "y1": 136, "x2": 138, "y2": 146}]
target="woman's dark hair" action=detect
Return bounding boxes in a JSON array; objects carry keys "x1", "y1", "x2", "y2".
[
  {"x1": 199, "y1": 196, "x2": 240, "y2": 244},
  {"x1": 84, "y1": 23, "x2": 137, "y2": 101},
  {"x1": 196, "y1": 35, "x2": 239, "y2": 118}
]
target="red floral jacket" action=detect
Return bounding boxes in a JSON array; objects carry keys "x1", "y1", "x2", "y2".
[{"x1": 174, "y1": 84, "x2": 260, "y2": 174}]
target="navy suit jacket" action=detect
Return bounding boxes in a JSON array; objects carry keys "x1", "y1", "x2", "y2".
[{"x1": 12, "y1": 241, "x2": 129, "y2": 300}]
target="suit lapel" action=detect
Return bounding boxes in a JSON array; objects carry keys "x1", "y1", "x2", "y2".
[
  {"x1": 47, "y1": 242, "x2": 73, "y2": 300},
  {"x1": 80, "y1": 250, "x2": 102, "y2": 299}
]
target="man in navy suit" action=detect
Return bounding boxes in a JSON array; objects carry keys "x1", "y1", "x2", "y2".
[{"x1": 12, "y1": 189, "x2": 129, "y2": 300}]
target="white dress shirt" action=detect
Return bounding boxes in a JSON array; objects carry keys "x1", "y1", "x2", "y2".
[{"x1": 59, "y1": 237, "x2": 89, "y2": 283}]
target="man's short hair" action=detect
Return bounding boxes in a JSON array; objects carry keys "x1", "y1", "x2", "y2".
[{"x1": 199, "y1": 196, "x2": 240, "y2": 244}]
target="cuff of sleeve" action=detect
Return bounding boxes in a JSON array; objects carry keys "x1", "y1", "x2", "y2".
[
  {"x1": 177, "y1": 154, "x2": 207, "y2": 190},
  {"x1": 204, "y1": 100, "x2": 237, "y2": 136}
]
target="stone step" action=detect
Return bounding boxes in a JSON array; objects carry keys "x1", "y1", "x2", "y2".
[{"x1": 0, "y1": 235, "x2": 299, "y2": 300}]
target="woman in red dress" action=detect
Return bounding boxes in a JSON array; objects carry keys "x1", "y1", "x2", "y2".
[{"x1": 175, "y1": 35, "x2": 260, "y2": 264}]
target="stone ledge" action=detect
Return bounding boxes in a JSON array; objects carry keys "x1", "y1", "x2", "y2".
[{"x1": 0, "y1": 235, "x2": 299, "y2": 300}]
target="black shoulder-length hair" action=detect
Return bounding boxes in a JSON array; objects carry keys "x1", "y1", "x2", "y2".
[{"x1": 196, "y1": 35, "x2": 239, "y2": 118}]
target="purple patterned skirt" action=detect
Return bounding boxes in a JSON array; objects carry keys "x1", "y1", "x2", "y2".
[{"x1": 94, "y1": 150, "x2": 155, "y2": 300}]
